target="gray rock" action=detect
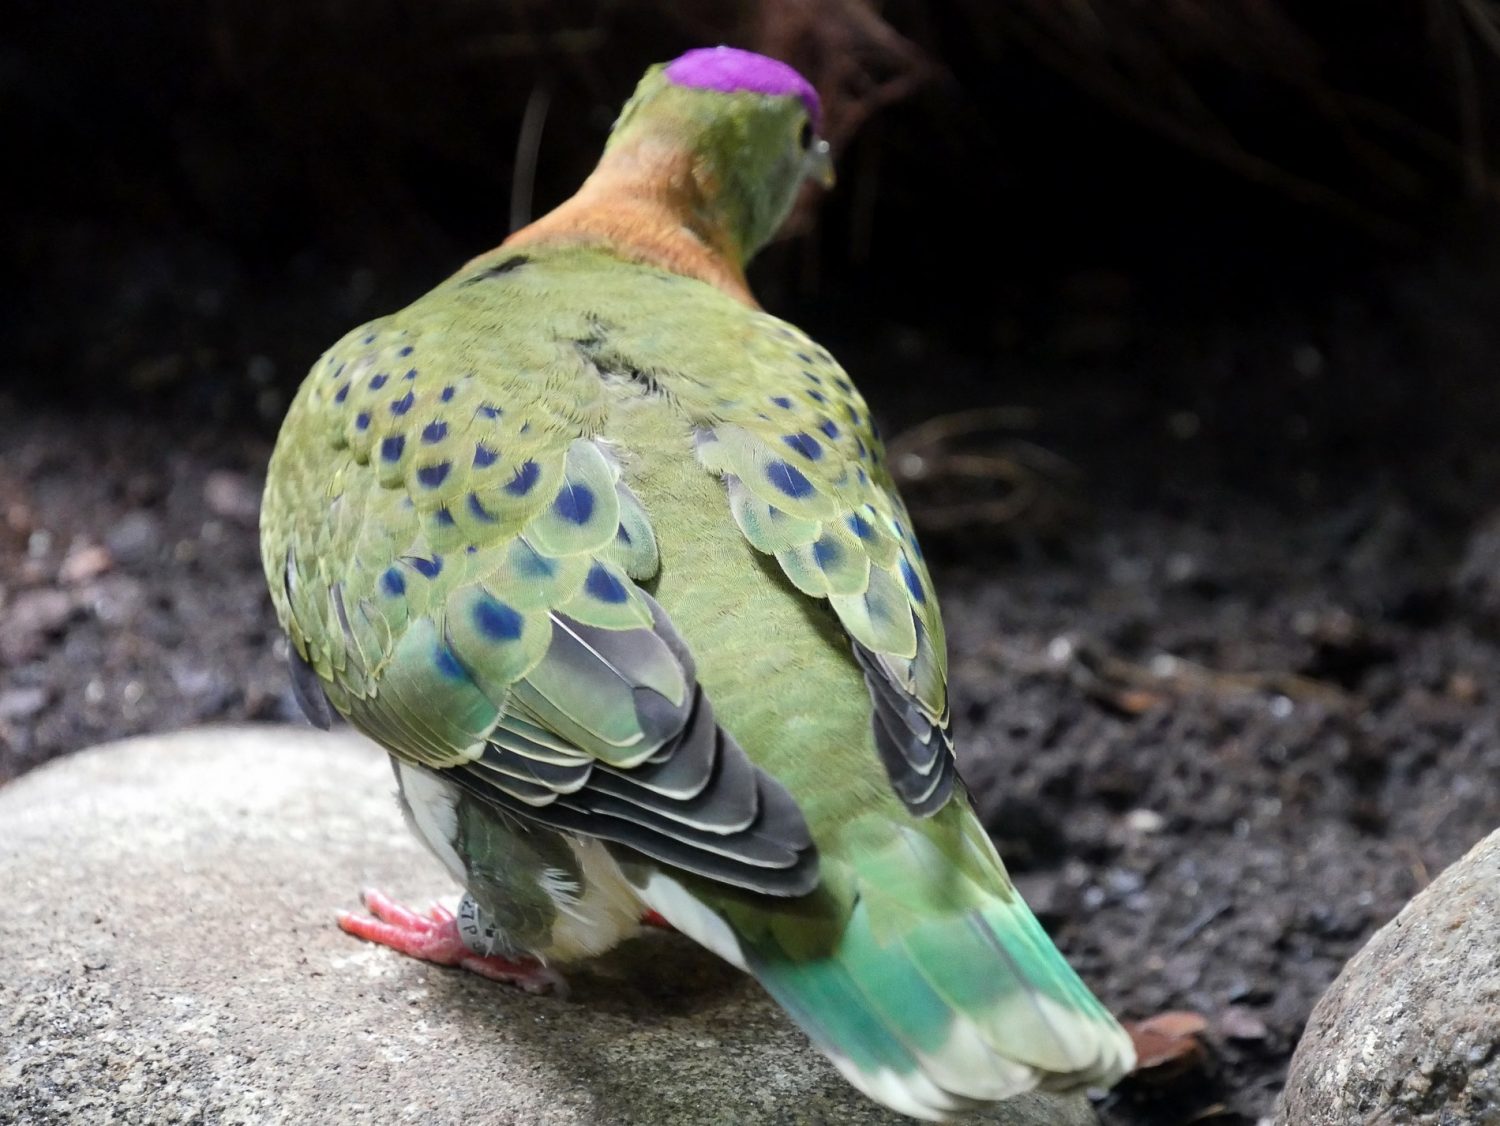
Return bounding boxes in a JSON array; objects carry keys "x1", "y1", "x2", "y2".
[
  {"x1": 1276, "y1": 828, "x2": 1500, "y2": 1126},
  {"x1": 0, "y1": 727, "x2": 1097, "y2": 1126}
]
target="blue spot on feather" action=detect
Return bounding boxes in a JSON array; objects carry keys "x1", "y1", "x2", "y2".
[
  {"x1": 410, "y1": 556, "x2": 443, "y2": 578},
  {"x1": 797, "y1": 353, "x2": 815, "y2": 365},
  {"x1": 473, "y1": 595, "x2": 523, "y2": 641},
  {"x1": 855, "y1": 437, "x2": 868, "y2": 460},
  {"x1": 334, "y1": 384, "x2": 349, "y2": 404},
  {"x1": 766, "y1": 459, "x2": 814, "y2": 499},
  {"x1": 472, "y1": 443, "x2": 498, "y2": 468},
  {"x1": 771, "y1": 396, "x2": 792, "y2": 409},
  {"x1": 381, "y1": 568, "x2": 405, "y2": 596},
  {"x1": 398, "y1": 345, "x2": 414, "y2": 357},
  {"x1": 505, "y1": 460, "x2": 540, "y2": 496},
  {"x1": 846, "y1": 404, "x2": 861, "y2": 424},
  {"x1": 783, "y1": 433, "x2": 822, "y2": 461},
  {"x1": 422, "y1": 421, "x2": 447, "y2": 443},
  {"x1": 403, "y1": 368, "x2": 417, "y2": 381},
  {"x1": 390, "y1": 391, "x2": 415, "y2": 416},
  {"x1": 585, "y1": 562, "x2": 628, "y2": 603},
  {"x1": 417, "y1": 462, "x2": 450, "y2": 488},
  {"x1": 355, "y1": 411, "x2": 371, "y2": 431},
  {"x1": 434, "y1": 644, "x2": 465, "y2": 680},
  {"x1": 808, "y1": 390, "x2": 826, "y2": 404},
  {"x1": 847, "y1": 513, "x2": 874, "y2": 540},
  {"x1": 380, "y1": 435, "x2": 405, "y2": 461},
  {"x1": 479, "y1": 405, "x2": 502, "y2": 419},
  {"x1": 434, "y1": 506, "x2": 455, "y2": 526},
  {"x1": 363, "y1": 334, "x2": 376, "y2": 345},
  {"x1": 616, "y1": 524, "x2": 632, "y2": 544},
  {"x1": 467, "y1": 493, "x2": 496, "y2": 522},
  {"x1": 553, "y1": 483, "x2": 595, "y2": 525},
  {"x1": 835, "y1": 378, "x2": 852, "y2": 393},
  {"x1": 369, "y1": 373, "x2": 389, "y2": 391},
  {"x1": 819, "y1": 419, "x2": 840, "y2": 439},
  {"x1": 331, "y1": 363, "x2": 345, "y2": 379},
  {"x1": 813, "y1": 538, "x2": 840, "y2": 569},
  {"x1": 900, "y1": 557, "x2": 927, "y2": 603},
  {"x1": 441, "y1": 385, "x2": 455, "y2": 402}
]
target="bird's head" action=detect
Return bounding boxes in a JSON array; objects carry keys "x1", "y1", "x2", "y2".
[{"x1": 604, "y1": 47, "x2": 833, "y2": 263}]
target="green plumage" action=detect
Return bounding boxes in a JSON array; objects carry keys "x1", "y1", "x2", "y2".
[{"x1": 262, "y1": 51, "x2": 1132, "y2": 1121}]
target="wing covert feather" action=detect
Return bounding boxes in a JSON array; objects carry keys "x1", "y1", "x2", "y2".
[
  {"x1": 268, "y1": 312, "x2": 816, "y2": 895},
  {"x1": 693, "y1": 312, "x2": 958, "y2": 816}
]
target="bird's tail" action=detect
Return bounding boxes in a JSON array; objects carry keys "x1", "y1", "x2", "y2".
[{"x1": 655, "y1": 816, "x2": 1135, "y2": 1121}]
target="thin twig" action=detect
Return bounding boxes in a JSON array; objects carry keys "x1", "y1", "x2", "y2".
[{"x1": 510, "y1": 81, "x2": 554, "y2": 232}]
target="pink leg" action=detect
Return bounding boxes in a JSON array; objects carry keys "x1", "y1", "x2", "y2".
[{"x1": 337, "y1": 888, "x2": 567, "y2": 996}]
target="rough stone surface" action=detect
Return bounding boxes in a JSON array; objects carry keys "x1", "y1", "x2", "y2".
[
  {"x1": 0, "y1": 726, "x2": 1098, "y2": 1126},
  {"x1": 1275, "y1": 828, "x2": 1500, "y2": 1126}
]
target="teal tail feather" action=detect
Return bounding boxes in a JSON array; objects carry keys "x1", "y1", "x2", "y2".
[{"x1": 737, "y1": 825, "x2": 1134, "y2": 1120}]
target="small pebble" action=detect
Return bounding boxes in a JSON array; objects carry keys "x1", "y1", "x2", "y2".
[
  {"x1": 1125, "y1": 808, "x2": 1167, "y2": 834},
  {"x1": 1218, "y1": 1005, "x2": 1270, "y2": 1042},
  {"x1": 105, "y1": 511, "x2": 162, "y2": 566},
  {"x1": 203, "y1": 471, "x2": 261, "y2": 525},
  {"x1": 88, "y1": 577, "x2": 146, "y2": 627},
  {"x1": 59, "y1": 544, "x2": 114, "y2": 585},
  {"x1": 0, "y1": 685, "x2": 50, "y2": 721},
  {"x1": 0, "y1": 589, "x2": 74, "y2": 662}
]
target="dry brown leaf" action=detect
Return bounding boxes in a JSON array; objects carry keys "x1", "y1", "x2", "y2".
[{"x1": 1125, "y1": 1010, "x2": 1210, "y2": 1080}]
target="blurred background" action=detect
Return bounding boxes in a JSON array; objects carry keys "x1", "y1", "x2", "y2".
[{"x1": 6, "y1": 2, "x2": 1500, "y2": 1122}]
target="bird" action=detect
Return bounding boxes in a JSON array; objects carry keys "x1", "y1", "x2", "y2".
[{"x1": 260, "y1": 45, "x2": 1134, "y2": 1120}]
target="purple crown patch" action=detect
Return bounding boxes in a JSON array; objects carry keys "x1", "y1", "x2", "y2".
[{"x1": 664, "y1": 47, "x2": 821, "y2": 130}]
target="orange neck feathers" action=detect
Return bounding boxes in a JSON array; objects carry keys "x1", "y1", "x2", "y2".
[{"x1": 487, "y1": 136, "x2": 757, "y2": 307}]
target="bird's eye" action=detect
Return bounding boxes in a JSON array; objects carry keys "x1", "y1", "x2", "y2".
[{"x1": 799, "y1": 121, "x2": 814, "y2": 150}]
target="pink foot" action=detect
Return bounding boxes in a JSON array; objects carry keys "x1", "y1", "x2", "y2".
[{"x1": 337, "y1": 888, "x2": 567, "y2": 996}]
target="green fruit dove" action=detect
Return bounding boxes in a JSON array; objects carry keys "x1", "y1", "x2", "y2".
[{"x1": 260, "y1": 46, "x2": 1134, "y2": 1119}]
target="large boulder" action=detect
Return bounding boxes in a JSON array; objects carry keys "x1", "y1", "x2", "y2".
[
  {"x1": 1276, "y1": 827, "x2": 1500, "y2": 1124},
  {"x1": 0, "y1": 726, "x2": 1096, "y2": 1125}
]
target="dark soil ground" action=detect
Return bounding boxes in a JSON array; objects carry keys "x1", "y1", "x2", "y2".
[{"x1": 5, "y1": 244, "x2": 1500, "y2": 1125}]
